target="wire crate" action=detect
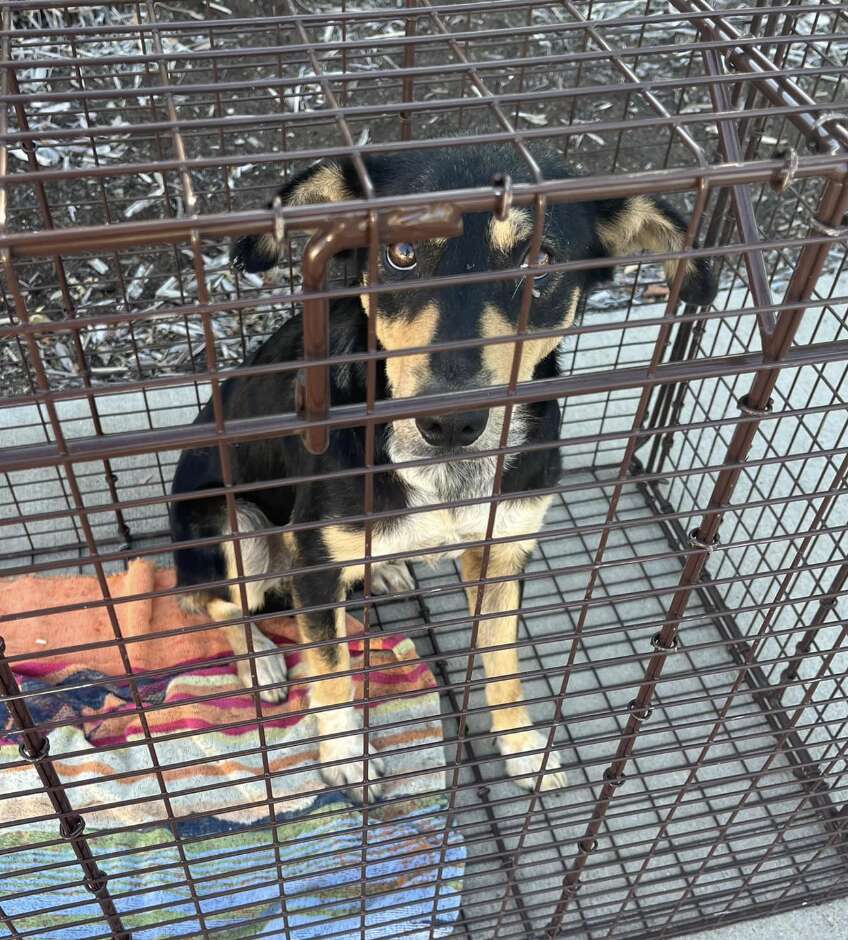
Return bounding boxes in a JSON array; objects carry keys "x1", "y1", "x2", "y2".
[{"x1": 1, "y1": 2, "x2": 847, "y2": 939}]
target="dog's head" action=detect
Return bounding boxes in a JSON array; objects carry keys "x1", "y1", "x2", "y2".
[{"x1": 232, "y1": 146, "x2": 717, "y2": 476}]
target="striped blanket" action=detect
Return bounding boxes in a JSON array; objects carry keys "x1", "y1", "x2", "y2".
[{"x1": 0, "y1": 559, "x2": 464, "y2": 939}]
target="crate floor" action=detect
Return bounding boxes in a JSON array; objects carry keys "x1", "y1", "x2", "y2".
[{"x1": 350, "y1": 466, "x2": 847, "y2": 939}]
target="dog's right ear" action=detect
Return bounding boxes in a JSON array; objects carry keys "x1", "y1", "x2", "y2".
[
  {"x1": 231, "y1": 160, "x2": 362, "y2": 273},
  {"x1": 592, "y1": 195, "x2": 718, "y2": 306}
]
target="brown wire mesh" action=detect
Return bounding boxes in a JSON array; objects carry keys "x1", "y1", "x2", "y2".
[{"x1": 1, "y1": 2, "x2": 848, "y2": 939}]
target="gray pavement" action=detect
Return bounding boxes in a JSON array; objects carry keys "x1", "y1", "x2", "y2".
[{"x1": 686, "y1": 897, "x2": 846, "y2": 939}]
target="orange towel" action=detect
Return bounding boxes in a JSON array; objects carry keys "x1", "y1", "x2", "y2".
[{"x1": 1, "y1": 557, "x2": 363, "y2": 675}]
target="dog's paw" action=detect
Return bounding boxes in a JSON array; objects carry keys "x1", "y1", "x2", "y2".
[
  {"x1": 319, "y1": 726, "x2": 385, "y2": 801},
  {"x1": 497, "y1": 729, "x2": 567, "y2": 792},
  {"x1": 370, "y1": 560, "x2": 415, "y2": 597},
  {"x1": 236, "y1": 630, "x2": 288, "y2": 704}
]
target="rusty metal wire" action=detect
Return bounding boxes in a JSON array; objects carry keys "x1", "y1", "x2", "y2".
[{"x1": 1, "y1": 1, "x2": 848, "y2": 939}]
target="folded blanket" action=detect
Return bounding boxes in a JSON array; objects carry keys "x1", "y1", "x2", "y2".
[{"x1": 0, "y1": 559, "x2": 464, "y2": 939}]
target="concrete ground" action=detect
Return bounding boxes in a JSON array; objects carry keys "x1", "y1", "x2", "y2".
[{"x1": 687, "y1": 896, "x2": 847, "y2": 940}]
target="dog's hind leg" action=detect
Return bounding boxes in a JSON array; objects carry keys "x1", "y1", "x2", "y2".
[
  {"x1": 461, "y1": 541, "x2": 568, "y2": 793},
  {"x1": 207, "y1": 501, "x2": 290, "y2": 703}
]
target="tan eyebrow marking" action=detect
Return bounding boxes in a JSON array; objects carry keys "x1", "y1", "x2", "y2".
[{"x1": 488, "y1": 208, "x2": 533, "y2": 252}]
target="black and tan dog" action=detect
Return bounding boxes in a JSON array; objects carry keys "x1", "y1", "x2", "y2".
[{"x1": 170, "y1": 145, "x2": 716, "y2": 797}]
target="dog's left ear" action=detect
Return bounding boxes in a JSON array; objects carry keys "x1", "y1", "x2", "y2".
[
  {"x1": 593, "y1": 195, "x2": 717, "y2": 305},
  {"x1": 231, "y1": 158, "x2": 366, "y2": 274}
]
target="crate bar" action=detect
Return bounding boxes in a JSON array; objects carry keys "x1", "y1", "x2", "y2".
[
  {"x1": 0, "y1": 634, "x2": 130, "y2": 938},
  {"x1": 4, "y1": 89, "x2": 131, "y2": 546},
  {"x1": 669, "y1": 0, "x2": 848, "y2": 154},
  {"x1": 500, "y1": 174, "x2": 714, "y2": 939},
  {"x1": 3, "y1": 153, "x2": 847, "y2": 259},
  {"x1": 703, "y1": 46, "x2": 777, "y2": 339},
  {"x1": 0, "y1": 13, "x2": 130, "y2": 936},
  {"x1": 638, "y1": 464, "x2": 848, "y2": 856}
]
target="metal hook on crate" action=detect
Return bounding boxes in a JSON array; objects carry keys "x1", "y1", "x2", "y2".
[
  {"x1": 738, "y1": 394, "x2": 774, "y2": 417},
  {"x1": 688, "y1": 528, "x2": 720, "y2": 554},
  {"x1": 811, "y1": 111, "x2": 848, "y2": 133},
  {"x1": 721, "y1": 33, "x2": 755, "y2": 72},
  {"x1": 650, "y1": 631, "x2": 680, "y2": 654},
  {"x1": 803, "y1": 112, "x2": 848, "y2": 236},
  {"x1": 560, "y1": 880, "x2": 582, "y2": 900},
  {"x1": 809, "y1": 215, "x2": 848, "y2": 240},
  {"x1": 603, "y1": 768, "x2": 627, "y2": 788},
  {"x1": 60, "y1": 814, "x2": 86, "y2": 840},
  {"x1": 271, "y1": 194, "x2": 286, "y2": 246},
  {"x1": 84, "y1": 868, "x2": 109, "y2": 896},
  {"x1": 491, "y1": 173, "x2": 513, "y2": 222},
  {"x1": 771, "y1": 148, "x2": 799, "y2": 194},
  {"x1": 18, "y1": 736, "x2": 50, "y2": 763},
  {"x1": 628, "y1": 699, "x2": 653, "y2": 722}
]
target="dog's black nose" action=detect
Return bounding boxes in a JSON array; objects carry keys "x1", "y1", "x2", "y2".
[{"x1": 416, "y1": 410, "x2": 488, "y2": 447}]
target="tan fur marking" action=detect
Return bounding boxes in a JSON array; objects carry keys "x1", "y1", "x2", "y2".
[
  {"x1": 255, "y1": 233, "x2": 278, "y2": 263},
  {"x1": 206, "y1": 598, "x2": 270, "y2": 696},
  {"x1": 321, "y1": 524, "x2": 368, "y2": 588},
  {"x1": 461, "y1": 539, "x2": 538, "y2": 736},
  {"x1": 300, "y1": 605, "x2": 352, "y2": 705},
  {"x1": 481, "y1": 294, "x2": 579, "y2": 385},
  {"x1": 561, "y1": 285, "x2": 582, "y2": 331},
  {"x1": 316, "y1": 496, "x2": 553, "y2": 752},
  {"x1": 179, "y1": 590, "x2": 209, "y2": 615},
  {"x1": 292, "y1": 597, "x2": 356, "y2": 747},
  {"x1": 359, "y1": 270, "x2": 371, "y2": 318},
  {"x1": 178, "y1": 504, "x2": 291, "y2": 699},
  {"x1": 596, "y1": 195, "x2": 695, "y2": 285},
  {"x1": 287, "y1": 163, "x2": 350, "y2": 206},
  {"x1": 376, "y1": 303, "x2": 439, "y2": 399},
  {"x1": 488, "y1": 208, "x2": 532, "y2": 253}
]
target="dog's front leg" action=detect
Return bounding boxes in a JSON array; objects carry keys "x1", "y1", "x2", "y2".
[
  {"x1": 291, "y1": 567, "x2": 384, "y2": 801},
  {"x1": 461, "y1": 542, "x2": 567, "y2": 792}
]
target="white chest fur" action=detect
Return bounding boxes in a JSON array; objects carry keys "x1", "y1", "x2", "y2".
[
  {"x1": 372, "y1": 494, "x2": 548, "y2": 565},
  {"x1": 321, "y1": 489, "x2": 552, "y2": 585}
]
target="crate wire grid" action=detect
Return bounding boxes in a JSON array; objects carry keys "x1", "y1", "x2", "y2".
[{"x1": 1, "y1": 1, "x2": 848, "y2": 939}]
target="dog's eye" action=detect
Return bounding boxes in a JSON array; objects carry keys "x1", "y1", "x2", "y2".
[
  {"x1": 521, "y1": 249, "x2": 552, "y2": 279},
  {"x1": 385, "y1": 243, "x2": 417, "y2": 271}
]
